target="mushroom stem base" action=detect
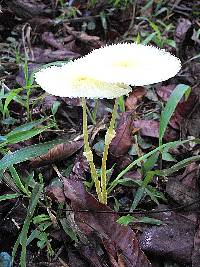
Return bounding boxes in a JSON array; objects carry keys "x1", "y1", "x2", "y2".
[{"x1": 101, "y1": 97, "x2": 119, "y2": 204}]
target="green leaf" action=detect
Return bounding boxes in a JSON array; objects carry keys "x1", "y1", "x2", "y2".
[
  {"x1": 1, "y1": 127, "x2": 50, "y2": 148},
  {"x1": 60, "y1": 218, "x2": 78, "y2": 242},
  {"x1": 9, "y1": 166, "x2": 30, "y2": 196},
  {"x1": 6, "y1": 118, "x2": 49, "y2": 135},
  {"x1": 130, "y1": 171, "x2": 154, "y2": 211},
  {"x1": 0, "y1": 118, "x2": 52, "y2": 148},
  {"x1": 118, "y1": 95, "x2": 125, "y2": 112},
  {"x1": 142, "y1": 32, "x2": 157, "y2": 45},
  {"x1": 142, "y1": 151, "x2": 160, "y2": 174},
  {"x1": 3, "y1": 88, "x2": 24, "y2": 117},
  {"x1": 159, "y1": 84, "x2": 191, "y2": 146},
  {"x1": 117, "y1": 214, "x2": 135, "y2": 226},
  {"x1": 162, "y1": 150, "x2": 177, "y2": 162},
  {"x1": 155, "y1": 154, "x2": 200, "y2": 177},
  {"x1": 0, "y1": 139, "x2": 63, "y2": 171},
  {"x1": 12, "y1": 181, "x2": 43, "y2": 266},
  {"x1": 108, "y1": 139, "x2": 193, "y2": 194},
  {"x1": 135, "y1": 216, "x2": 163, "y2": 225},
  {"x1": 33, "y1": 214, "x2": 50, "y2": 224},
  {"x1": 51, "y1": 101, "x2": 60, "y2": 115},
  {"x1": 27, "y1": 222, "x2": 51, "y2": 246},
  {"x1": 0, "y1": 193, "x2": 21, "y2": 202},
  {"x1": 117, "y1": 215, "x2": 163, "y2": 226}
]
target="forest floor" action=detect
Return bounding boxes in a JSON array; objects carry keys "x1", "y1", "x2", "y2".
[{"x1": 0, "y1": 0, "x2": 200, "y2": 266}]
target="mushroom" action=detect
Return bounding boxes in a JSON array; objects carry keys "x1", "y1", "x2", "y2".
[
  {"x1": 34, "y1": 43, "x2": 181, "y2": 204},
  {"x1": 34, "y1": 59, "x2": 131, "y2": 203}
]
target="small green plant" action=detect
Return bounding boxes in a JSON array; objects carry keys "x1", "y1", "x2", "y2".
[
  {"x1": 134, "y1": 18, "x2": 176, "y2": 48},
  {"x1": 89, "y1": 0, "x2": 133, "y2": 8},
  {"x1": 1, "y1": 165, "x2": 78, "y2": 265}
]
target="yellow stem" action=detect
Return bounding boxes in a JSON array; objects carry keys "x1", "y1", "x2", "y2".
[
  {"x1": 81, "y1": 97, "x2": 102, "y2": 202},
  {"x1": 101, "y1": 98, "x2": 119, "y2": 204}
]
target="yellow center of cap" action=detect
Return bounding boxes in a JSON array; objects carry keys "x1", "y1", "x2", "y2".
[{"x1": 112, "y1": 59, "x2": 137, "y2": 69}]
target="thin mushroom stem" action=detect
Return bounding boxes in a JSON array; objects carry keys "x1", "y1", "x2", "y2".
[
  {"x1": 81, "y1": 97, "x2": 102, "y2": 202},
  {"x1": 101, "y1": 97, "x2": 119, "y2": 204}
]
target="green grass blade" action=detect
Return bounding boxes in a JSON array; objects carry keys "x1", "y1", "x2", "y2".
[
  {"x1": 3, "y1": 88, "x2": 24, "y2": 118},
  {"x1": 0, "y1": 126, "x2": 52, "y2": 148},
  {"x1": 6, "y1": 118, "x2": 49, "y2": 135},
  {"x1": 130, "y1": 171, "x2": 154, "y2": 211},
  {"x1": 12, "y1": 181, "x2": 43, "y2": 266},
  {"x1": 155, "y1": 155, "x2": 200, "y2": 177},
  {"x1": 118, "y1": 96, "x2": 125, "y2": 112},
  {"x1": 9, "y1": 166, "x2": 30, "y2": 196},
  {"x1": 20, "y1": 182, "x2": 43, "y2": 266},
  {"x1": 107, "y1": 138, "x2": 196, "y2": 194},
  {"x1": 159, "y1": 84, "x2": 191, "y2": 146},
  {"x1": 0, "y1": 139, "x2": 63, "y2": 171},
  {"x1": 142, "y1": 151, "x2": 160, "y2": 174},
  {"x1": 0, "y1": 193, "x2": 21, "y2": 202}
]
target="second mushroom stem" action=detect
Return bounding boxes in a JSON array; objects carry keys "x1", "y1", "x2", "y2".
[
  {"x1": 101, "y1": 97, "x2": 119, "y2": 204},
  {"x1": 82, "y1": 97, "x2": 119, "y2": 205},
  {"x1": 81, "y1": 97, "x2": 102, "y2": 202}
]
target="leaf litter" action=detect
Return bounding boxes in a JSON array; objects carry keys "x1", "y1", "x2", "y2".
[{"x1": 1, "y1": 0, "x2": 200, "y2": 266}]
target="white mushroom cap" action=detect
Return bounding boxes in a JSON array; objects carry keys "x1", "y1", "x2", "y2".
[
  {"x1": 34, "y1": 60, "x2": 132, "y2": 99},
  {"x1": 84, "y1": 43, "x2": 181, "y2": 86}
]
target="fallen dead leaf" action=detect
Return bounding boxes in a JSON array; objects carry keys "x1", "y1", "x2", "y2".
[
  {"x1": 110, "y1": 112, "x2": 133, "y2": 157},
  {"x1": 64, "y1": 24, "x2": 104, "y2": 51},
  {"x1": 28, "y1": 47, "x2": 80, "y2": 63},
  {"x1": 155, "y1": 84, "x2": 176, "y2": 102},
  {"x1": 139, "y1": 205, "x2": 197, "y2": 265},
  {"x1": 125, "y1": 87, "x2": 146, "y2": 111},
  {"x1": 62, "y1": 174, "x2": 151, "y2": 267},
  {"x1": 174, "y1": 18, "x2": 193, "y2": 60},
  {"x1": 192, "y1": 223, "x2": 200, "y2": 267},
  {"x1": 42, "y1": 31, "x2": 66, "y2": 50},
  {"x1": 132, "y1": 120, "x2": 179, "y2": 141},
  {"x1": 30, "y1": 140, "x2": 84, "y2": 168},
  {"x1": 6, "y1": 0, "x2": 48, "y2": 18},
  {"x1": 166, "y1": 177, "x2": 199, "y2": 210}
]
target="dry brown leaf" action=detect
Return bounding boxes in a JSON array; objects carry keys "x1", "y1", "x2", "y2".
[
  {"x1": 125, "y1": 87, "x2": 146, "y2": 111},
  {"x1": 62, "y1": 175, "x2": 151, "y2": 267},
  {"x1": 110, "y1": 112, "x2": 133, "y2": 157},
  {"x1": 30, "y1": 140, "x2": 83, "y2": 168},
  {"x1": 140, "y1": 206, "x2": 197, "y2": 265}
]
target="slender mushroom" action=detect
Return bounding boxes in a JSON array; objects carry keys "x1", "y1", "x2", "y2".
[
  {"x1": 34, "y1": 59, "x2": 131, "y2": 203},
  {"x1": 35, "y1": 43, "x2": 181, "y2": 204}
]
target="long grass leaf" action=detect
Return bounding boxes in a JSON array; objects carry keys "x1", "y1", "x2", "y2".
[
  {"x1": 0, "y1": 139, "x2": 63, "y2": 171},
  {"x1": 0, "y1": 193, "x2": 21, "y2": 202},
  {"x1": 107, "y1": 138, "x2": 196, "y2": 193},
  {"x1": 159, "y1": 84, "x2": 191, "y2": 146}
]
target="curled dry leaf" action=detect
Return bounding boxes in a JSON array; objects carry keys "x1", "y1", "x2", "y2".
[
  {"x1": 110, "y1": 112, "x2": 133, "y2": 157},
  {"x1": 6, "y1": 0, "x2": 47, "y2": 18},
  {"x1": 42, "y1": 31, "x2": 65, "y2": 50},
  {"x1": 64, "y1": 25, "x2": 105, "y2": 50},
  {"x1": 132, "y1": 120, "x2": 179, "y2": 141},
  {"x1": 28, "y1": 17, "x2": 54, "y2": 33},
  {"x1": 125, "y1": 87, "x2": 146, "y2": 111},
  {"x1": 139, "y1": 206, "x2": 197, "y2": 265},
  {"x1": 28, "y1": 47, "x2": 80, "y2": 63},
  {"x1": 174, "y1": 18, "x2": 193, "y2": 60},
  {"x1": 30, "y1": 140, "x2": 83, "y2": 168},
  {"x1": 155, "y1": 84, "x2": 176, "y2": 102},
  {"x1": 192, "y1": 223, "x2": 200, "y2": 266},
  {"x1": 62, "y1": 176, "x2": 151, "y2": 267}
]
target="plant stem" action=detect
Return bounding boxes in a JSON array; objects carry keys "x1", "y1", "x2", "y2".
[
  {"x1": 101, "y1": 97, "x2": 119, "y2": 204},
  {"x1": 81, "y1": 97, "x2": 102, "y2": 202}
]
